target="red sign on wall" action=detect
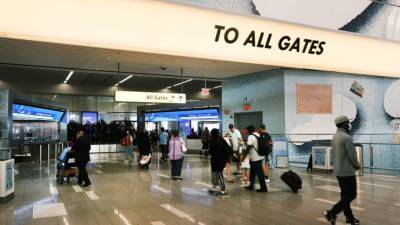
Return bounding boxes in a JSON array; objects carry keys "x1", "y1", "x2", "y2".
[{"x1": 243, "y1": 104, "x2": 252, "y2": 111}]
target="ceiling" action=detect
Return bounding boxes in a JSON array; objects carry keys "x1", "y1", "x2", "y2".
[
  {"x1": 0, "y1": 66, "x2": 222, "y2": 98},
  {"x1": 0, "y1": 38, "x2": 275, "y2": 80}
]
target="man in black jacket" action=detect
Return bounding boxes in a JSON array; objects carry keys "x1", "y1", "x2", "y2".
[{"x1": 74, "y1": 130, "x2": 91, "y2": 186}]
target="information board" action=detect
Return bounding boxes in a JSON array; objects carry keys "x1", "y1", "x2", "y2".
[{"x1": 296, "y1": 84, "x2": 332, "y2": 114}]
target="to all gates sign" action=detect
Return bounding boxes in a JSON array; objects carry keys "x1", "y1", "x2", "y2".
[{"x1": 115, "y1": 91, "x2": 186, "y2": 104}]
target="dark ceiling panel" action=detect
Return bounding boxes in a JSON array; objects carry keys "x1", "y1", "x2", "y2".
[
  {"x1": 0, "y1": 66, "x2": 66, "y2": 83},
  {"x1": 0, "y1": 65, "x2": 222, "y2": 97}
]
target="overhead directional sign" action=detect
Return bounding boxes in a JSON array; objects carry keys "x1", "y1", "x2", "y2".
[
  {"x1": 1, "y1": 0, "x2": 400, "y2": 77},
  {"x1": 115, "y1": 91, "x2": 186, "y2": 104}
]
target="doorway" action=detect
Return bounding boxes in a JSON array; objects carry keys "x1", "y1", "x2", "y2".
[{"x1": 234, "y1": 111, "x2": 263, "y2": 140}]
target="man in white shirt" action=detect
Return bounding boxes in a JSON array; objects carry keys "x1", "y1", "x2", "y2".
[
  {"x1": 228, "y1": 124, "x2": 243, "y2": 176},
  {"x1": 245, "y1": 125, "x2": 268, "y2": 192}
]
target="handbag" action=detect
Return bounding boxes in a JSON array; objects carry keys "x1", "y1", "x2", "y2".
[{"x1": 181, "y1": 139, "x2": 187, "y2": 153}]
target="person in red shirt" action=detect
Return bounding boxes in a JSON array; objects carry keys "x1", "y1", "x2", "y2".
[{"x1": 121, "y1": 130, "x2": 133, "y2": 163}]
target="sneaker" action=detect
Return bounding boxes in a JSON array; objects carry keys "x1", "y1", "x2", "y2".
[
  {"x1": 346, "y1": 218, "x2": 360, "y2": 225},
  {"x1": 215, "y1": 191, "x2": 227, "y2": 197},
  {"x1": 324, "y1": 211, "x2": 336, "y2": 225},
  {"x1": 233, "y1": 172, "x2": 242, "y2": 176},
  {"x1": 256, "y1": 188, "x2": 268, "y2": 193},
  {"x1": 265, "y1": 178, "x2": 270, "y2": 183}
]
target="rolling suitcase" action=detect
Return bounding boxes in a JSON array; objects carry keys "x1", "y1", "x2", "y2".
[{"x1": 280, "y1": 170, "x2": 302, "y2": 193}]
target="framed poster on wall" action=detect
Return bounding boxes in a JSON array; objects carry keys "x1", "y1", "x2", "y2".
[{"x1": 296, "y1": 84, "x2": 332, "y2": 114}]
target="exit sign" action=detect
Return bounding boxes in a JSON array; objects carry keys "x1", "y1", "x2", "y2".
[{"x1": 201, "y1": 88, "x2": 210, "y2": 96}]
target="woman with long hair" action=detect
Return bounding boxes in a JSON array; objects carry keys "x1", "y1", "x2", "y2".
[{"x1": 208, "y1": 129, "x2": 229, "y2": 196}]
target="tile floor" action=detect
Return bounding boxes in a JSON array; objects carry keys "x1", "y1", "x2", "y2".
[{"x1": 1, "y1": 153, "x2": 400, "y2": 225}]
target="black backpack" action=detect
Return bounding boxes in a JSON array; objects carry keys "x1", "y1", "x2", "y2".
[{"x1": 252, "y1": 134, "x2": 270, "y2": 156}]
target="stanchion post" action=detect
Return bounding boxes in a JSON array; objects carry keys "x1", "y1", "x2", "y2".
[
  {"x1": 47, "y1": 144, "x2": 50, "y2": 163},
  {"x1": 54, "y1": 143, "x2": 57, "y2": 160},
  {"x1": 39, "y1": 144, "x2": 42, "y2": 164}
]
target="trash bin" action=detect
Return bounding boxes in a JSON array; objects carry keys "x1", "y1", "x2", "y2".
[{"x1": 355, "y1": 144, "x2": 363, "y2": 176}]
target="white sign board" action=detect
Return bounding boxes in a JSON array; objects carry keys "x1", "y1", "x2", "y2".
[
  {"x1": 115, "y1": 91, "x2": 186, "y2": 104},
  {"x1": 1, "y1": 0, "x2": 400, "y2": 78},
  {"x1": 0, "y1": 159, "x2": 14, "y2": 198}
]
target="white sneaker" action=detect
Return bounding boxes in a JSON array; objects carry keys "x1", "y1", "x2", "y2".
[{"x1": 265, "y1": 178, "x2": 270, "y2": 183}]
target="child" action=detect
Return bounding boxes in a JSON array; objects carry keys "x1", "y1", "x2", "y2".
[
  {"x1": 240, "y1": 148, "x2": 250, "y2": 185},
  {"x1": 224, "y1": 133, "x2": 234, "y2": 183}
]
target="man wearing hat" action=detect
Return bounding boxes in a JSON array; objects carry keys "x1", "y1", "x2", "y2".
[{"x1": 325, "y1": 116, "x2": 360, "y2": 225}]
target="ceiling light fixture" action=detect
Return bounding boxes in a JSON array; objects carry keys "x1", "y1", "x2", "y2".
[
  {"x1": 63, "y1": 70, "x2": 74, "y2": 84},
  {"x1": 210, "y1": 85, "x2": 222, "y2": 90},
  {"x1": 166, "y1": 79, "x2": 193, "y2": 89},
  {"x1": 114, "y1": 74, "x2": 133, "y2": 86}
]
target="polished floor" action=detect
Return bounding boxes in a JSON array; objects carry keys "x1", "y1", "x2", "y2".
[{"x1": 1, "y1": 153, "x2": 400, "y2": 225}]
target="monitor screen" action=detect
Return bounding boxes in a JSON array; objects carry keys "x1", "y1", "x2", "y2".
[
  {"x1": 82, "y1": 112, "x2": 98, "y2": 124},
  {"x1": 145, "y1": 108, "x2": 219, "y2": 122},
  {"x1": 13, "y1": 103, "x2": 65, "y2": 121}
]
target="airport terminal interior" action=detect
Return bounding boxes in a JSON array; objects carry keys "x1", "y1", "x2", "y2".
[{"x1": 1, "y1": 0, "x2": 400, "y2": 225}]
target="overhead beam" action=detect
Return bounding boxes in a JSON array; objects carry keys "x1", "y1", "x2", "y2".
[
  {"x1": 0, "y1": 63, "x2": 224, "y2": 82},
  {"x1": 1, "y1": 0, "x2": 400, "y2": 77}
]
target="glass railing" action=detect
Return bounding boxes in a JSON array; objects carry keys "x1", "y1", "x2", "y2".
[
  {"x1": 270, "y1": 133, "x2": 400, "y2": 174},
  {"x1": 0, "y1": 137, "x2": 11, "y2": 160}
]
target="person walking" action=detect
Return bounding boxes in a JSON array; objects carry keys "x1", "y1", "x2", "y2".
[
  {"x1": 121, "y1": 130, "x2": 134, "y2": 163},
  {"x1": 223, "y1": 133, "x2": 235, "y2": 183},
  {"x1": 74, "y1": 130, "x2": 91, "y2": 187},
  {"x1": 200, "y1": 127, "x2": 210, "y2": 156},
  {"x1": 150, "y1": 130, "x2": 159, "y2": 152},
  {"x1": 159, "y1": 127, "x2": 169, "y2": 163},
  {"x1": 228, "y1": 124, "x2": 243, "y2": 176},
  {"x1": 169, "y1": 130, "x2": 185, "y2": 182},
  {"x1": 208, "y1": 129, "x2": 230, "y2": 196},
  {"x1": 137, "y1": 130, "x2": 151, "y2": 159},
  {"x1": 244, "y1": 125, "x2": 268, "y2": 192},
  {"x1": 325, "y1": 116, "x2": 361, "y2": 225},
  {"x1": 258, "y1": 124, "x2": 273, "y2": 183}
]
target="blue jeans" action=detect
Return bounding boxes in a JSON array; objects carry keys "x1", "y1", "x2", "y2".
[
  {"x1": 125, "y1": 146, "x2": 133, "y2": 159},
  {"x1": 171, "y1": 157, "x2": 184, "y2": 177}
]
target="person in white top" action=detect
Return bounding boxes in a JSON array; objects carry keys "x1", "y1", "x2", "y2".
[
  {"x1": 244, "y1": 125, "x2": 268, "y2": 192},
  {"x1": 228, "y1": 124, "x2": 243, "y2": 176}
]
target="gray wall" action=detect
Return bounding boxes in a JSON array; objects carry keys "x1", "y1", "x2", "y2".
[{"x1": 221, "y1": 69, "x2": 285, "y2": 134}]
